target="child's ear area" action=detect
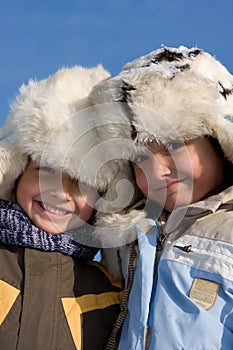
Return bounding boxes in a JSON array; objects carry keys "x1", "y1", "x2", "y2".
[{"x1": 0, "y1": 141, "x2": 28, "y2": 201}]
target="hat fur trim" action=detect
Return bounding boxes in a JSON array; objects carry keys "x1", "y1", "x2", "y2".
[{"x1": 0, "y1": 65, "x2": 110, "y2": 200}]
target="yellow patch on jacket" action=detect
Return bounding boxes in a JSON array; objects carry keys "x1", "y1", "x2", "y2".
[
  {"x1": 0, "y1": 280, "x2": 20, "y2": 325},
  {"x1": 62, "y1": 291, "x2": 123, "y2": 349}
]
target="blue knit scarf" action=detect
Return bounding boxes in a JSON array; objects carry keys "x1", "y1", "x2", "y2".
[{"x1": 0, "y1": 200, "x2": 98, "y2": 260}]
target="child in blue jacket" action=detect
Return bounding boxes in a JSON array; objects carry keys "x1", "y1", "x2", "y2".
[{"x1": 90, "y1": 46, "x2": 233, "y2": 350}]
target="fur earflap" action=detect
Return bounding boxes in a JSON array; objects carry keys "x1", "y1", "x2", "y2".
[
  {"x1": 88, "y1": 72, "x2": 147, "y2": 248},
  {"x1": 0, "y1": 65, "x2": 110, "y2": 200}
]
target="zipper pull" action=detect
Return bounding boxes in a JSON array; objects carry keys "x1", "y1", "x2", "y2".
[
  {"x1": 156, "y1": 232, "x2": 166, "y2": 251},
  {"x1": 174, "y1": 244, "x2": 193, "y2": 253},
  {"x1": 156, "y1": 217, "x2": 166, "y2": 251}
]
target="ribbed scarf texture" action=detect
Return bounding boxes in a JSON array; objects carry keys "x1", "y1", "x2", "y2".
[{"x1": 0, "y1": 200, "x2": 98, "y2": 260}]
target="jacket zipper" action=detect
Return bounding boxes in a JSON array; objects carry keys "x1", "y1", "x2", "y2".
[
  {"x1": 154, "y1": 217, "x2": 166, "y2": 271},
  {"x1": 144, "y1": 217, "x2": 165, "y2": 350},
  {"x1": 172, "y1": 243, "x2": 233, "y2": 266}
]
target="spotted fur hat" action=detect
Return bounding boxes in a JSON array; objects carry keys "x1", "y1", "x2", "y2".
[{"x1": 91, "y1": 46, "x2": 233, "y2": 164}]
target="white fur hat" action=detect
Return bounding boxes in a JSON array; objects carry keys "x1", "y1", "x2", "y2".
[
  {"x1": 0, "y1": 64, "x2": 110, "y2": 200},
  {"x1": 85, "y1": 46, "x2": 233, "y2": 249},
  {"x1": 92, "y1": 46, "x2": 233, "y2": 164}
]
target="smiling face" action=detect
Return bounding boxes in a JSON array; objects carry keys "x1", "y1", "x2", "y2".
[
  {"x1": 132, "y1": 137, "x2": 226, "y2": 212},
  {"x1": 16, "y1": 161, "x2": 96, "y2": 234}
]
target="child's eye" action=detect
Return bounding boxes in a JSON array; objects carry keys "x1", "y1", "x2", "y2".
[
  {"x1": 133, "y1": 155, "x2": 149, "y2": 164},
  {"x1": 39, "y1": 166, "x2": 55, "y2": 174},
  {"x1": 166, "y1": 142, "x2": 184, "y2": 152}
]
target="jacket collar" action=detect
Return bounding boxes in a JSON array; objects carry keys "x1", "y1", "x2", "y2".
[{"x1": 165, "y1": 185, "x2": 233, "y2": 234}]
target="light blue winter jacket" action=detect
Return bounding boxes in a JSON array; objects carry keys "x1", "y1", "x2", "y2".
[{"x1": 116, "y1": 185, "x2": 233, "y2": 350}]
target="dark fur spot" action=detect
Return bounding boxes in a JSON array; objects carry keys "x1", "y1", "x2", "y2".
[
  {"x1": 131, "y1": 125, "x2": 138, "y2": 140},
  {"x1": 152, "y1": 49, "x2": 184, "y2": 63},
  {"x1": 143, "y1": 47, "x2": 202, "y2": 67},
  {"x1": 118, "y1": 80, "x2": 136, "y2": 103},
  {"x1": 176, "y1": 63, "x2": 190, "y2": 71},
  {"x1": 218, "y1": 81, "x2": 233, "y2": 99},
  {"x1": 168, "y1": 64, "x2": 190, "y2": 80}
]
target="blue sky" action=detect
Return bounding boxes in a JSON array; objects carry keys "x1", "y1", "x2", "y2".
[{"x1": 1, "y1": 0, "x2": 233, "y2": 126}]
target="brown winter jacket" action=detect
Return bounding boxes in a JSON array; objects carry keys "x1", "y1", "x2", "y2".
[{"x1": 0, "y1": 244, "x2": 123, "y2": 350}]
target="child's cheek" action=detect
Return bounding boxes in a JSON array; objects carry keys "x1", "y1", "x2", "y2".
[{"x1": 135, "y1": 167, "x2": 149, "y2": 196}]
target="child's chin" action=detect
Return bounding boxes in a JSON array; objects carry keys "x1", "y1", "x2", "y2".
[
  {"x1": 34, "y1": 216, "x2": 86, "y2": 234},
  {"x1": 41, "y1": 225, "x2": 62, "y2": 234},
  {"x1": 34, "y1": 220, "x2": 63, "y2": 234}
]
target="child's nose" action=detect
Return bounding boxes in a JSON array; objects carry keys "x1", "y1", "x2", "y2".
[
  {"x1": 151, "y1": 154, "x2": 172, "y2": 180},
  {"x1": 61, "y1": 176, "x2": 76, "y2": 200},
  {"x1": 45, "y1": 176, "x2": 74, "y2": 202},
  {"x1": 48, "y1": 188, "x2": 72, "y2": 202}
]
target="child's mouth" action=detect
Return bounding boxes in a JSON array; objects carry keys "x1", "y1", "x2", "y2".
[{"x1": 36, "y1": 200, "x2": 72, "y2": 216}]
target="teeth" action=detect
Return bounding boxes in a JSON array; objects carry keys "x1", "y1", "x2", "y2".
[{"x1": 41, "y1": 202, "x2": 70, "y2": 216}]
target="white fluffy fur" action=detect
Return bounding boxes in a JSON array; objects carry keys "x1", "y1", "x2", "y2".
[
  {"x1": 0, "y1": 65, "x2": 110, "y2": 200},
  {"x1": 125, "y1": 54, "x2": 233, "y2": 164},
  {"x1": 91, "y1": 46, "x2": 233, "y2": 164}
]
